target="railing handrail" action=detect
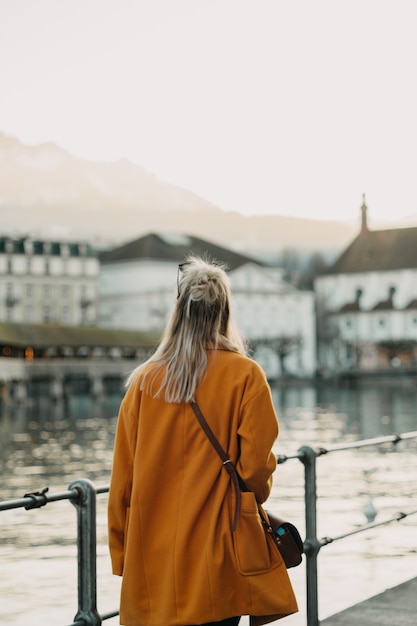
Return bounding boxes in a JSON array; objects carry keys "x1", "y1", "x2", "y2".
[
  {"x1": 1, "y1": 429, "x2": 417, "y2": 626},
  {"x1": 295, "y1": 430, "x2": 417, "y2": 626},
  {"x1": 277, "y1": 429, "x2": 417, "y2": 463}
]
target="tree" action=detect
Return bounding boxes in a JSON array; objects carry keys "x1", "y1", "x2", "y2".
[{"x1": 251, "y1": 335, "x2": 303, "y2": 375}]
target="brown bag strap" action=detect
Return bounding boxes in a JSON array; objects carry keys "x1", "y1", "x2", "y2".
[{"x1": 190, "y1": 401, "x2": 241, "y2": 531}]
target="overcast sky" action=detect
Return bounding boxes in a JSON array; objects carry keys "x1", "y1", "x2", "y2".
[{"x1": 1, "y1": 0, "x2": 417, "y2": 225}]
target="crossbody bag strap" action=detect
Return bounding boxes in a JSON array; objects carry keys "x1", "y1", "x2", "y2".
[{"x1": 190, "y1": 401, "x2": 241, "y2": 531}]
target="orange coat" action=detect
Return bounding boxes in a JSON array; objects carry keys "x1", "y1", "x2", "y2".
[{"x1": 108, "y1": 349, "x2": 298, "y2": 626}]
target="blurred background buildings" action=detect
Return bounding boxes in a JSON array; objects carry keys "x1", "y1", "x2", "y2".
[{"x1": 2, "y1": 195, "x2": 417, "y2": 385}]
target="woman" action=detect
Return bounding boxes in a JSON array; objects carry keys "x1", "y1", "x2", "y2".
[{"x1": 108, "y1": 255, "x2": 298, "y2": 626}]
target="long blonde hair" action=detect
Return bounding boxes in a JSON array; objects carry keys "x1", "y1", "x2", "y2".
[{"x1": 127, "y1": 254, "x2": 247, "y2": 402}]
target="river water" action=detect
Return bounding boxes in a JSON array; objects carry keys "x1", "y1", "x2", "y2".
[{"x1": 1, "y1": 379, "x2": 416, "y2": 626}]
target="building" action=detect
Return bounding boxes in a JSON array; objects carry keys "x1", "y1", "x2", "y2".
[
  {"x1": 99, "y1": 232, "x2": 316, "y2": 378},
  {"x1": 227, "y1": 261, "x2": 315, "y2": 377},
  {"x1": 0, "y1": 236, "x2": 99, "y2": 326},
  {"x1": 0, "y1": 234, "x2": 157, "y2": 397},
  {"x1": 314, "y1": 196, "x2": 417, "y2": 373}
]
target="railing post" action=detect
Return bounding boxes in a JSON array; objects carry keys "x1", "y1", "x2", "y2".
[
  {"x1": 298, "y1": 445, "x2": 320, "y2": 626},
  {"x1": 69, "y1": 478, "x2": 102, "y2": 626}
]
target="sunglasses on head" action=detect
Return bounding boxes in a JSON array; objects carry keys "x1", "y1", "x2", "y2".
[{"x1": 177, "y1": 261, "x2": 191, "y2": 298}]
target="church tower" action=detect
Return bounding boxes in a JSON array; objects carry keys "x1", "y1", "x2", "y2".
[{"x1": 360, "y1": 194, "x2": 368, "y2": 233}]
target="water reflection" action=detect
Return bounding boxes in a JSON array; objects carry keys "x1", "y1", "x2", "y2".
[
  {"x1": 0, "y1": 393, "x2": 122, "y2": 498},
  {"x1": 272, "y1": 380, "x2": 417, "y2": 447},
  {"x1": 0, "y1": 381, "x2": 416, "y2": 626}
]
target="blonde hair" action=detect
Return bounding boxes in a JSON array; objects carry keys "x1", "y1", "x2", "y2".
[{"x1": 127, "y1": 254, "x2": 247, "y2": 402}]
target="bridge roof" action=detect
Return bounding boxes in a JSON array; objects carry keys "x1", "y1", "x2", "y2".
[{"x1": 0, "y1": 322, "x2": 160, "y2": 349}]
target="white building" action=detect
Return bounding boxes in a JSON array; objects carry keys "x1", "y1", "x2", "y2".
[
  {"x1": 314, "y1": 197, "x2": 417, "y2": 373},
  {"x1": 99, "y1": 232, "x2": 316, "y2": 378},
  {"x1": 0, "y1": 236, "x2": 99, "y2": 326}
]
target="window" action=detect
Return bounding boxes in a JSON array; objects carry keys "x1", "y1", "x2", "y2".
[
  {"x1": 24, "y1": 240, "x2": 33, "y2": 255},
  {"x1": 26, "y1": 284, "x2": 34, "y2": 297},
  {"x1": 43, "y1": 284, "x2": 52, "y2": 298},
  {"x1": 43, "y1": 306, "x2": 52, "y2": 322},
  {"x1": 80, "y1": 285, "x2": 91, "y2": 309},
  {"x1": 25, "y1": 307, "x2": 34, "y2": 322},
  {"x1": 6, "y1": 283, "x2": 16, "y2": 308},
  {"x1": 61, "y1": 306, "x2": 70, "y2": 323}
]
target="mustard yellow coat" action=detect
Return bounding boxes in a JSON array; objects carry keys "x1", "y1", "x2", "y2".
[{"x1": 108, "y1": 349, "x2": 298, "y2": 626}]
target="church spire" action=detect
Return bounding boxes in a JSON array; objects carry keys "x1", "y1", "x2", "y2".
[{"x1": 360, "y1": 194, "x2": 368, "y2": 233}]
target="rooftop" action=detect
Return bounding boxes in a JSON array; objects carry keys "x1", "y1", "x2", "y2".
[
  {"x1": 99, "y1": 232, "x2": 263, "y2": 270},
  {"x1": 0, "y1": 236, "x2": 96, "y2": 257},
  {"x1": 324, "y1": 226, "x2": 417, "y2": 274}
]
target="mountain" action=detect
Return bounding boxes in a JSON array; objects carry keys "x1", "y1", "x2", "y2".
[{"x1": 0, "y1": 131, "x2": 356, "y2": 260}]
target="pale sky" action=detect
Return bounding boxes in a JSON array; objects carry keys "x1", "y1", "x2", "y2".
[{"x1": 1, "y1": 0, "x2": 417, "y2": 225}]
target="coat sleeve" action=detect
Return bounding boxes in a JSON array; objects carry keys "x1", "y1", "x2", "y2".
[
  {"x1": 107, "y1": 383, "x2": 138, "y2": 575},
  {"x1": 236, "y1": 373, "x2": 278, "y2": 504}
]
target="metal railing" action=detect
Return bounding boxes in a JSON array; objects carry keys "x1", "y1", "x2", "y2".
[
  {"x1": 0, "y1": 479, "x2": 109, "y2": 626},
  {"x1": 1, "y1": 430, "x2": 417, "y2": 626},
  {"x1": 279, "y1": 430, "x2": 417, "y2": 626}
]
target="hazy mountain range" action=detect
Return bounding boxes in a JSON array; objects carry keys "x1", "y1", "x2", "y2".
[{"x1": 1, "y1": 131, "x2": 363, "y2": 261}]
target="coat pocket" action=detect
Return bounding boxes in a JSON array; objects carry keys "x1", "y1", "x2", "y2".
[{"x1": 233, "y1": 491, "x2": 282, "y2": 575}]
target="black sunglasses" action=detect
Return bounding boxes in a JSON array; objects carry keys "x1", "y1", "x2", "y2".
[{"x1": 177, "y1": 261, "x2": 191, "y2": 298}]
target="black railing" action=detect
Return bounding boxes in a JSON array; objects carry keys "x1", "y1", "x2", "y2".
[
  {"x1": 1, "y1": 430, "x2": 417, "y2": 626},
  {"x1": 280, "y1": 431, "x2": 417, "y2": 625}
]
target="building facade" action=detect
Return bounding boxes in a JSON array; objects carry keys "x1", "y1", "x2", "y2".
[
  {"x1": 0, "y1": 236, "x2": 99, "y2": 326},
  {"x1": 314, "y1": 197, "x2": 417, "y2": 373},
  {"x1": 227, "y1": 262, "x2": 315, "y2": 377},
  {"x1": 99, "y1": 232, "x2": 316, "y2": 378}
]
